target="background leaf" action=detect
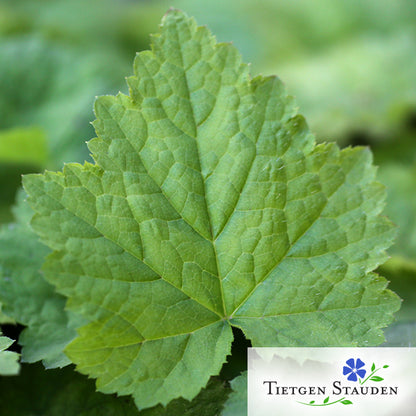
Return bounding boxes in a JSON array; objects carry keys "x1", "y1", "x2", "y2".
[
  {"x1": 141, "y1": 378, "x2": 231, "y2": 416},
  {"x1": 0, "y1": 363, "x2": 140, "y2": 415},
  {"x1": 222, "y1": 372, "x2": 247, "y2": 416},
  {"x1": 0, "y1": 37, "x2": 130, "y2": 168},
  {"x1": 0, "y1": 362, "x2": 230, "y2": 416},
  {"x1": 0, "y1": 127, "x2": 47, "y2": 167},
  {"x1": 0, "y1": 190, "x2": 83, "y2": 368}
]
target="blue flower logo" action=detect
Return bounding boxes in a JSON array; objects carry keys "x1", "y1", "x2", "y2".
[{"x1": 343, "y1": 358, "x2": 366, "y2": 382}]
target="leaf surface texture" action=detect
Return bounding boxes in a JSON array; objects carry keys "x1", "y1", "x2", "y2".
[{"x1": 23, "y1": 10, "x2": 400, "y2": 408}]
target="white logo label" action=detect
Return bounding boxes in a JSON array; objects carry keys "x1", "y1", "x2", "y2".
[{"x1": 248, "y1": 348, "x2": 416, "y2": 415}]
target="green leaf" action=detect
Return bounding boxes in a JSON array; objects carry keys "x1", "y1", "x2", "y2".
[
  {"x1": 371, "y1": 363, "x2": 376, "y2": 372},
  {"x1": 376, "y1": 161, "x2": 416, "y2": 262},
  {"x1": 370, "y1": 376, "x2": 384, "y2": 382},
  {"x1": 222, "y1": 372, "x2": 247, "y2": 416},
  {"x1": 0, "y1": 190, "x2": 83, "y2": 368},
  {"x1": 0, "y1": 363, "x2": 140, "y2": 415},
  {"x1": 173, "y1": 0, "x2": 416, "y2": 141},
  {"x1": 141, "y1": 377, "x2": 231, "y2": 416},
  {"x1": 341, "y1": 400, "x2": 353, "y2": 405},
  {"x1": 0, "y1": 127, "x2": 48, "y2": 167},
  {"x1": 375, "y1": 152, "x2": 416, "y2": 347},
  {"x1": 23, "y1": 10, "x2": 400, "y2": 409},
  {"x1": 380, "y1": 258, "x2": 416, "y2": 326},
  {"x1": 0, "y1": 37, "x2": 129, "y2": 167},
  {"x1": 323, "y1": 396, "x2": 329, "y2": 404},
  {"x1": 274, "y1": 33, "x2": 416, "y2": 142},
  {"x1": 0, "y1": 302, "x2": 14, "y2": 324},
  {"x1": 0, "y1": 362, "x2": 229, "y2": 416},
  {"x1": 0, "y1": 334, "x2": 19, "y2": 375},
  {"x1": 0, "y1": 127, "x2": 48, "y2": 224}
]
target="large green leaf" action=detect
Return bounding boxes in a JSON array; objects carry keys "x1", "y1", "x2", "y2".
[
  {"x1": 23, "y1": 10, "x2": 400, "y2": 409},
  {"x1": 0, "y1": 191, "x2": 82, "y2": 368}
]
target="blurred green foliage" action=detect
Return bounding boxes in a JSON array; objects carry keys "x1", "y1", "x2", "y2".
[{"x1": 0, "y1": 0, "x2": 415, "y2": 410}]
